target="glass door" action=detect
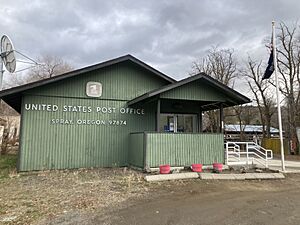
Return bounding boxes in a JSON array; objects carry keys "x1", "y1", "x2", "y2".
[
  {"x1": 160, "y1": 114, "x2": 197, "y2": 133},
  {"x1": 160, "y1": 114, "x2": 175, "y2": 132},
  {"x1": 177, "y1": 114, "x2": 197, "y2": 133}
]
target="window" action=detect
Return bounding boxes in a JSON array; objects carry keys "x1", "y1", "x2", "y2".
[{"x1": 160, "y1": 114, "x2": 197, "y2": 133}]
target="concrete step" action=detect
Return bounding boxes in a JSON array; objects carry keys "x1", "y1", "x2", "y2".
[
  {"x1": 199, "y1": 173, "x2": 285, "y2": 180},
  {"x1": 144, "y1": 172, "x2": 285, "y2": 182},
  {"x1": 145, "y1": 172, "x2": 199, "y2": 182}
]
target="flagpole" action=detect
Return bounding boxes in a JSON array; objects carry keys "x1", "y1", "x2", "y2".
[{"x1": 272, "y1": 21, "x2": 285, "y2": 172}]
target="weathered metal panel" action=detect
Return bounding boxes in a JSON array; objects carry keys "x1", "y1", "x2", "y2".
[
  {"x1": 160, "y1": 80, "x2": 229, "y2": 102},
  {"x1": 25, "y1": 62, "x2": 170, "y2": 101},
  {"x1": 128, "y1": 132, "x2": 145, "y2": 168},
  {"x1": 145, "y1": 133, "x2": 224, "y2": 168},
  {"x1": 19, "y1": 95, "x2": 156, "y2": 171}
]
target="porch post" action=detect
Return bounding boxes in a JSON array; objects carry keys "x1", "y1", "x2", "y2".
[
  {"x1": 156, "y1": 99, "x2": 160, "y2": 132},
  {"x1": 198, "y1": 108, "x2": 203, "y2": 133},
  {"x1": 219, "y1": 104, "x2": 224, "y2": 133}
]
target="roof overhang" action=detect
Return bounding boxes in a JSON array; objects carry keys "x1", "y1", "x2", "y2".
[
  {"x1": 127, "y1": 73, "x2": 251, "y2": 109},
  {"x1": 0, "y1": 54, "x2": 175, "y2": 113}
]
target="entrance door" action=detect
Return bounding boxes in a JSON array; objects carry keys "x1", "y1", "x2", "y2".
[
  {"x1": 176, "y1": 114, "x2": 197, "y2": 133},
  {"x1": 160, "y1": 114, "x2": 197, "y2": 133},
  {"x1": 160, "y1": 114, "x2": 175, "y2": 132}
]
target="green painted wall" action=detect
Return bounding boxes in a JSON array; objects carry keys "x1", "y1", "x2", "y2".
[
  {"x1": 18, "y1": 62, "x2": 168, "y2": 171},
  {"x1": 160, "y1": 80, "x2": 230, "y2": 102},
  {"x1": 18, "y1": 60, "x2": 226, "y2": 171},
  {"x1": 145, "y1": 133, "x2": 224, "y2": 168},
  {"x1": 25, "y1": 61, "x2": 170, "y2": 101},
  {"x1": 19, "y1": 95, "x2": 156, "y2": 171},
  {"x1": 128, "y1": 133, "x2": 145, "y2": 168}
]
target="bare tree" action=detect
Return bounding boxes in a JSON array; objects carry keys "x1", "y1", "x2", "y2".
[
  {"x1": 202, "y1": 110, "x2": 219, "y2": 133},
  {"x1": 0, "y1": 116, "x2": 17, "y2": 155},
  {"x1": 25, "y1": 55, "x2": 73, "y2": 83},
  {"x1": 3, "y1": 72, "x2": 26, "y2": 89},
  {"x1": 234, "y1": 106, "x2": 249, "y2": 141},
  {"x1": 191, "y1": 46, "x2": 238, "y2": 132},
  {"x1": 3, "y1": 55, "x2": 73, "y2": 88},
  {"x1": 276, "y1": 22, "x2": 300, "y2": 152},
  {"x1": 191, "y1": 46, "x2": 237, "y2": 87},
  {"x1": 243, "y1": 57, "x2": 276, "y2": 138}
]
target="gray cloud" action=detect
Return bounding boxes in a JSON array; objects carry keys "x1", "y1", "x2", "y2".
[{"x1": 1, "y1": 0, "x2": 300, "y2": 88}]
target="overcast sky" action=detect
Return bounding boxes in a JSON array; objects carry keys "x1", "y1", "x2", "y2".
[{"x1": 1, "y1": 0, "x2": 300, "y2": 92}]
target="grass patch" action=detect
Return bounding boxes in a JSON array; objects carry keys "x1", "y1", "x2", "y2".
[{"x1": 0, "y1": 154, "x2": 17, "y2": 179}]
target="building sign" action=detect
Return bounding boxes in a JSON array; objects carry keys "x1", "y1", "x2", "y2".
[
  {"x1": 86, "y1": 82, "x2": 102, "y2": 97},
  {"x1": 24, "y1": 103, "x2": 145, "y2": 126}
]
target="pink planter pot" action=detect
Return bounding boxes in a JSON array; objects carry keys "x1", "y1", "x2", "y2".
[
  {"x1": 213, "y1": 163, "x2": 223, "y2": 172},
  {"x1": 191, "y1": 164, "x2": 203, "y2": 172},
  {"x1": 159, "y1": 164, "x2": 171, "y2": 174}
]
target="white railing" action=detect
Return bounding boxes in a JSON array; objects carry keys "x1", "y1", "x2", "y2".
[
  {"x1": 226, "y1": 142, "x2": 273, "y2": 168},
  {"x1": 225, "y1": 142, "x2": 240, "y2": 161}
]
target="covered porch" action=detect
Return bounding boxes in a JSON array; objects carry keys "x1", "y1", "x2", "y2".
[{"x1": 128, "y1": 73, "x2": 250, "y2": 170}]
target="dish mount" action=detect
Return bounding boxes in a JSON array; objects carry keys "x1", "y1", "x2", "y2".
[{"x1": 0, "y1": 35, "x2": 16, "y2": 89}]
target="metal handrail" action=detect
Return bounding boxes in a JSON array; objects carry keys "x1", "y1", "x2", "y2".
[
  {"x1": 225, "y1": 141, "x2": 273, "y2": 168},
  {"x1": 226, "y1": 143, "x2": 240, "y2": 152},
  {"x1": 248, "y1": 146, "x2": 273, "y2": 160},
  {"x1": 228, "y1": 152, "x2": 240, "y2": 159},
  {"x1": 226, "y1": 142, "x2": 241, "y2": 165}
]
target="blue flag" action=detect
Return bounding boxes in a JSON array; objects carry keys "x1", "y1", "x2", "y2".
[{"x1": 262, "y1": 49, "x2": 274, "y2": 80}]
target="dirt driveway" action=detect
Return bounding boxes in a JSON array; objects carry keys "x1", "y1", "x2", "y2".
[
  {"x1": 92, "y1": 175, "x2": 300, "y2": 225},
  {"x1": 1, "y1": 169, "x2": 300, "y2": 225}
]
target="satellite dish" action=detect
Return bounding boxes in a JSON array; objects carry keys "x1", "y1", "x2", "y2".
[{"x1": 1, "y1": 35, "x2": 16, "y2": 73}]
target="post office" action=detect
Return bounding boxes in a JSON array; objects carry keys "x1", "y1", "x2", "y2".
[{"x1": 0, "y1": 55, "x2": 250, "y2": 171}]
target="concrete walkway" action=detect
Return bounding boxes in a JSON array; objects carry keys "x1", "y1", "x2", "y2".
[
  {"x1": 259, "y1": 159, "x2": 300, "y2": 173},
  {"x1": 144, "y1": 158, "x2": 300, "y2": 182},
  {"x1": 199, "y1": 173, "x2": 285, "y2": 180},
  {"x1": 145, "y1": 172, "x2": 285, "y2": 182},
  {"x1": 229, "y1": 157, "x2": 300, "y2": 173},
  {"x1": 145, "y1": 172, "x2": 199, "y2": 182}
]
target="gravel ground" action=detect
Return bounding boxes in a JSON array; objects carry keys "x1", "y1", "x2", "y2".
[
  {"x1": 93, "y1": 174, "x2": 300, "y2": 225},
  {"x1": 0, "y1": 168, "x2": 150, "y2": 225},
  {"x1": 1, "y1": 167, "x2": 300, "y2": 225}
]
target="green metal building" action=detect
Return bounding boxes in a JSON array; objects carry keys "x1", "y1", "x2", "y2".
[{"x1": 0, "y1": 55, "x2": 250, "y2": 171}]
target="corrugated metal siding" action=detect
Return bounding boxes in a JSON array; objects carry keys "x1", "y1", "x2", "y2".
[
  {"x1": 128, "y1": 133, "x2": 145, "y2": 168},
  {"x1": 19, "y1": 95, "x2": 156, "y2": 171},
  {"x1": 161, "y1": 80, "x2": 229, "y2": 102},
  {"x1": 145, "y1": 133, "x2": 224, "y2": 168},
  {"x1": 24, "y1": 62, "x2": 170, "y2": 101},
  {"x1": 18, "y1": 61, "x2": 168, "y2": 171}
]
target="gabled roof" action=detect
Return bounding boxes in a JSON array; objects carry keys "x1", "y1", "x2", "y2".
[
  {"x1": 0, "y1": 54, "x2": 175, "y2": 112},
  {"x1": 127, "y1": 72, "x2": 251, "y2": 107},
  {"x1": 1, "y1": 54, "x2": 175, "y2": 97}
]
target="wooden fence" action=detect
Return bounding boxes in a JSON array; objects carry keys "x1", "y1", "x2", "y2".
[{"x1": 261, "y1": 138, "x2": 289, "y2": 155}]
